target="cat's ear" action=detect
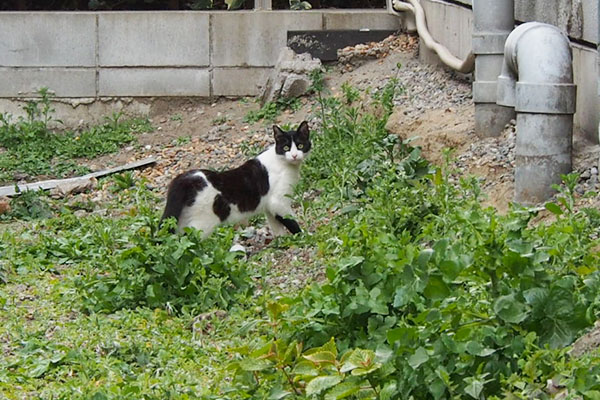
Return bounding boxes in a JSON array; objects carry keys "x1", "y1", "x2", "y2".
[
  {"x1": 273, "y1": 125, "x2": 286, "y2": 141},
  {"x1": 297, "y1": 121, "x2": 310, "y2": 140}
]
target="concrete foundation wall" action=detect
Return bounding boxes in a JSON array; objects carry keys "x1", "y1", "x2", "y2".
[
  {"x1": 0, "y1": 10, "x2": 401, "y2": 99},
  {"x1": 0, "y1": 3, "x2": 598, "y2": 143}
]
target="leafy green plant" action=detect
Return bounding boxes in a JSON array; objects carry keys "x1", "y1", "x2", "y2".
[
  {"x1": 170, "y1": 113, "x2": 183, "y2": 122},
  {"x1": 108, "y1": 171, "x2": 136, "y2": 192},
  {"x1": 229, "y1": 303, "x2": 392, "y2": 399},
  {"x1": 239, "y1": 140, "x2": 265, "y2": 157},
  {"x1": 0, "y1": 189, "x2": 53, "y2": 221},
  {"x1": 78, "y1": 212, "x2": 253, "y2": 314},
  {"x1": 341, "y1": 82, "x2": 360, "y2": 104},
  {"x1": 290, "y1": 0, "x2": 312, "y2": 9},
  {"x1": 225, "y1": 0, "x2": 246, "y2": 9},
  {"x1": 244, "y1": 98, "x2": 302, "y2": 124}
]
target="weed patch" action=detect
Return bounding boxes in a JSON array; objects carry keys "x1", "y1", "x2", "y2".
[
  {"x1": 244, "y1": 97, "x2": 302, "y2": 124},
  {"x1": 0, "y1": 89, "x2": 152, "y2": 184},
  {"x1": 1, "y1": 76, "x2": 599, "y2": 399},
  {"x1": 226, "y1": 76, "x2": 600, "y2": 399}
]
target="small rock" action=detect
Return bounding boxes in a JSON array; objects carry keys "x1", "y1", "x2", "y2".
[
  {"x1": 229, "y1": 244, "x2": 246, "y2": 254},
  {"x1": 241, "y1": 227, "x2": 257, "y2": 239},
  {"x1": 0, "y1": 196, "x2": 10, "y2": 215},
  {"x1": 145, "y1": 145, "x2": 152, "y2": 150},
  {"x1": 13, "y1": 172, "x2": 28, "y2": 181},
  {"x1": 581, "y1": 170, "x2": 591, "y2": 180},
  {"x1": 74, "y1": 210, "x2": 87, "y2": 218},
  {"x1": 591, "y1": 166, "x2": 598, "y2": 176}
]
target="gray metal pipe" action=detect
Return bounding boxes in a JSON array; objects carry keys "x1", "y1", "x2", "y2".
[
  {"x1": 472, "y1": 0, "x2": 515, "y2": 137},
  {"x1": 497, "y1": 22, "x2": 577, "y2": 204}
]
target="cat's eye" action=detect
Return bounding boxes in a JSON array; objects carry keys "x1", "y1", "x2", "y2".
[
  {"x1": 297, "y1": 144, "x2": 304, "y2": 149},
  {"x1": 283, "y1": 146, "x2": 290, "y2": 151}
]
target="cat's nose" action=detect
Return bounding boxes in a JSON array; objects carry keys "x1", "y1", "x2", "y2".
[{"x1": 292, "y1": 154, "x2": 298, "y2": 159}]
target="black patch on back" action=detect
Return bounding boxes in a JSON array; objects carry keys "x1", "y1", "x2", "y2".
[
  {"x1": 203, "y1": 159, "x2": 270, "y2": 213},
  {"x1": 275, "y1": 215, "x2": 302, "y2": 234},
  {"x1": 213, "y1": 194, "x2": 231, "y2": 221},
  {"x1": 161, "y1": 170, "x2": 207, "y2": 223}
]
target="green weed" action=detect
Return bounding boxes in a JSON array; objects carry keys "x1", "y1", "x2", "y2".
[
  {"x1": 0, "y1": 189, "x2": 54, "y2": 221},
  {"x1": 244, "y1": 97, "x2": 302, "y2": 124}
]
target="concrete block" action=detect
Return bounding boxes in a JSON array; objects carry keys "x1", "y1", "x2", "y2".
[
  {"x1": 0, "y1": 68, "x2": 96, "y2": 98},
  {"x1": 212, "y1": 68, "x2": 270, "y2": 96},
  {"x1": 0, "y1": 13, "x2": 96, "y2": 67},
  {"x1": 99, "y1": 12, "x2": 210, "y2": 67},
  {"x1": 211, "y1": 11, "x2": 323, "y2": 67},
  {"x1": 515, "y1": 0, "x2": 598, "y2": 44},
  {"x1": 323, "y1": 10, "x2": 401, "y2": 30},
  {"x1": 572, "y1": 45, "x2": 600, "y2": 143},
  {"x1": 99, "y1": 68, "x2": 210, "y2": 96}
]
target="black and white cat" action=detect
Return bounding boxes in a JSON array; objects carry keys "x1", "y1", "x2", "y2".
[{"x1": 161, "y1": 121, "x2": 311, "y2": 237}]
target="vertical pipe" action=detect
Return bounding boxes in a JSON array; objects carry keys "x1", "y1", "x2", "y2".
[
  {"x1": 472, "y1": 0, "x2": 515, "y2": 137},
  {"x1": 497, "y1": 22, "x2": 576, "y2": 204}
]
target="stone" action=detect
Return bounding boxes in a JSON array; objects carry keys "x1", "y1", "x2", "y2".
[
  {"x1": 0, "y1": 196, "x2": 10, "y2": 215},
  {"x1": 581, "y1": 169, "x2": 591, "y2": 179},
  {"x1": 260, "y1": 47, "x2": 321, "y2": 105},
  {"x1": 50, "y1": 177, "x2": 97, "y2": 198},
  {"x1": 229, "y1": 244, "x2": 246, "y2": 254}
]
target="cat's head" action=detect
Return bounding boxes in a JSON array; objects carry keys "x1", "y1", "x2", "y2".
[{"x1": 273, "y1": 121, "x2": 311, "y2": 165}]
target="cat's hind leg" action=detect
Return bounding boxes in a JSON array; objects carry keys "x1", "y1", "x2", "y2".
[
  {"x1": 266, "y1": 211, "x2": 301, "y2": 236},
  {"x1": 266, "y1": 212, "x2": 290, "y2": 237}
]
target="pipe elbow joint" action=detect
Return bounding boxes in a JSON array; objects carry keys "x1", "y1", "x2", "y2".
[{"x1": 496, "y1": 22, "x2": 576, "y2": 115}]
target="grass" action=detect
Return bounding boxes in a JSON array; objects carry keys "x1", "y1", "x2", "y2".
[
  {"x1": 0, "y1": 88, "x2": 152, "y2": 185},
  {"x1": 1, "y1": 77, "x2": 599, "y2": 399},
  {"x1": 244, "y1": 97, "x2": 302, "y2": 124}
]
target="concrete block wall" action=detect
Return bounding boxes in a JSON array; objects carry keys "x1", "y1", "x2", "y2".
[{"x1": 0, "y1": 10, "x2": 400, "y2": 99}]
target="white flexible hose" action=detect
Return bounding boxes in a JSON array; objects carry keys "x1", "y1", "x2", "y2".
[{"x1": 391, "y1": 0, "x2": 475, "y2": 73}]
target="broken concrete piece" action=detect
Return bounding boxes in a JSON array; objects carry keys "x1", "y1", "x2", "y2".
[
  {"x1": 50, "y1": 177, "x2": 97, "y2": 198},
  {"x1": 261, "y1": 47, "x2": 322, "y2": 105},
  {"x1": 281, "y1": 73, "x2": 312, "y2": 100}
]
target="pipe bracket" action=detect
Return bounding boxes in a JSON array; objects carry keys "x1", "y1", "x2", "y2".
[
  {"x1": 515, "y1": 82, "x2": 577, "y2": 114},
  {"x1": 472, "y1": 32, "x2": 509, "y2": 55}
]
